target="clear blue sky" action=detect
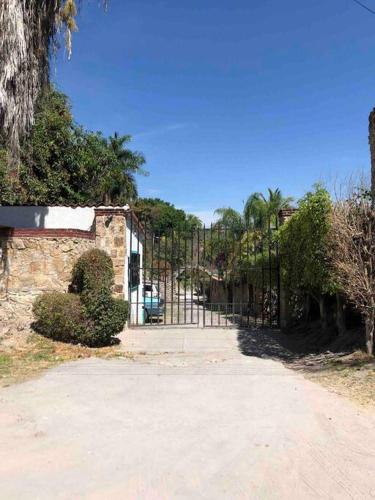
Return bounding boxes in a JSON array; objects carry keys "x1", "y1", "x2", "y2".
[{"x1": 55, "y1": 0, "x2": 375, "y2": 223}]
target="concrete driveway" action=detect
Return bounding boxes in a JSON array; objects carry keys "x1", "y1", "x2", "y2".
[{"x1": 1, "y1": 327, "x2": 375, "y2": 499}]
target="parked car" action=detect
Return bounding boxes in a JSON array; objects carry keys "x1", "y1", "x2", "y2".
[{"x1": 143, "y1": 282, "x2": 164, "y2": 322}]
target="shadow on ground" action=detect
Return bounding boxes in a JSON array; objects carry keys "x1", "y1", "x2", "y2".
[
  {"x1": 237, "y1": 328, "x2": 304, "y2": 362},
  {"x1": 237, "y1": 322, "x2": 364, "y2": 365}
]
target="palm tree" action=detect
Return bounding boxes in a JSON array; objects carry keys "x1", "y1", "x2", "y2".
[
  {"x1": 243, "y1": 193, "x2": 267, "y2": 230},
  {"x1": 103, "y1": 132, "x2": 147, "y2": 204},
  {"x1": 1, "y1": 1, "x2": 105, "y2": 171},
  {"x1": 214, "y1": 207, "x2": 244, "y2": 236},
  {"x1": 244, "y1": 188, "x2": 293, "y2": 230},
  {"x1": 216, "y1": 188, "x2": 293, "y2": 233}
]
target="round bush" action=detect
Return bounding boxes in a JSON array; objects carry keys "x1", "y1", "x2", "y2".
[
  {"x1": 71, "y1": 248, "x2": 114, "y2": 294},
  {"x1": 33, "y1": 249, "x2": 129, "y2": 347},
  {"x1": 81, "y1": 289, "x2": 129, "y2": 346},
  {"x1": 33, "y1": 292, "x2": 88, "y2": 343}
]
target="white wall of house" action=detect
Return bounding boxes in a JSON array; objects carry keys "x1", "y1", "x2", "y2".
[
  {"x1": 0, "y1": 205, "x2": 131, "y2": 231},
  {"x1": 125, "y1": 214, "x2": 144, "y2": 325},
  {"x1": 0, "y1": 206, "x2": 95, "y2": 230}
]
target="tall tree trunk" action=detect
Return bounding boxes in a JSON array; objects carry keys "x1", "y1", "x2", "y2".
[
  {"x1": 365, "y1": 311, "x2": 374, "y2": 355},
  {"x1": 0, "y1": 1, "x2": 57, "y2": 171},
  {"x1": 369, "y1": 109, "x2": 375, "y2": 208},
  {"x1": 304, "y1": 294, "x2": 311, "y2": 324},
  {"x1": 319, "y1": 295, "x2": 328, "y2": 332},
  {"x1": 335, "y1": 293, "x2": 346, "y2": 337}
]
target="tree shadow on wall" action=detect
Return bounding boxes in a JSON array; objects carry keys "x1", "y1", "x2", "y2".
[{"x1": 0, "y1": 206, "x2": 49, "y2": 228}]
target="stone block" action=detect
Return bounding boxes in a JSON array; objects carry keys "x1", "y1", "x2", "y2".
[
  {"x1": 114, "y1": 236, "x2": 124, "y2": 248},
  {"x1": 114, "y1": 284, "x2": 123, "y2": 294},
  {"x1": 10, "y1": 239, "x2": 26, "y2": 250},
  {"x1": 29, "y1": 261, "x2": 42, "y2": 273}
]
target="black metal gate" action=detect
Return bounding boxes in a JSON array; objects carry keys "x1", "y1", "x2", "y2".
[{"x1": 128, "y1": 221, "x2": 280, "y2": 328}]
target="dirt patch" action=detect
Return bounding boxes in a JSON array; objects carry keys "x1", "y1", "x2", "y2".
[
  {"x1": 237, "y1": 326, "x2": 375, "y2": 409},
  {"x1": 288, "y1": 351, "x2": 375, "y2": 409},
  {"x1": 0, "y1": 327, "x2": 133, "y2": 387}
]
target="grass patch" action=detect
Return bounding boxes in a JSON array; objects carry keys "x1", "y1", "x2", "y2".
[{"x1": 0, "y1": 333, "x2": 132, "y2": 388}]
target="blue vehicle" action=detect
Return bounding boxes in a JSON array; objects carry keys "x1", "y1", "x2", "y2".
[{"x1": 143, "y1": 283, "x2": 164, "y2": 322}]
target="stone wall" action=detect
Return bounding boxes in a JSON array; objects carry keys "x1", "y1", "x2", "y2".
[
  {"x1": 94, "y1": 208, "x2": 126, "y2": 297},
  {"x1": 0, "y1": 207, "x2": 129, "y2": 327},
  {"x1": 0, "y1": 229, "x2": 95, "y2": 308}
]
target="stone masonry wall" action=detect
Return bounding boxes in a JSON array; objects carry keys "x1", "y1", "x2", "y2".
[
  {"x1": 0, "y1": 231, "x2": 94, "y2": 308},
  {"x1": 94, "y1": 208, "x2": 126, "y2": 297},
  {"x1": 0, "y1": 207, "x2": 128, "y2": 327}
]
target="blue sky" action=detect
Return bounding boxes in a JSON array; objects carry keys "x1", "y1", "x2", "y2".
[{"x1": 55, "y1": 0, "x2": 375, "y2": 223}]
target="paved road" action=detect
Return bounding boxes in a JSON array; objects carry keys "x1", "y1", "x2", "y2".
[
  {"x1": 147, "y1": 291, "x2": 238, "y2": 327},
  {"x1": 1, "y1": 328, "x2": 375, "y2": 499}
]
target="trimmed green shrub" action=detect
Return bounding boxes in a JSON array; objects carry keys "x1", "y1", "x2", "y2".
[
  {"x1": 81, "y1": 289, "x2": 129, "y2": 346},
  {"x1": 71, "y1": 248, "x2": 114, "y2": 294},
  {"x1": 72, "y1": 248, "x2": 128, "y2": 344},
  {"x1": 33, "y1": 249, "x2": 129, "y2": 347},
  {"x1": 33, "y1": 292, "x2": 88, "y2": 343}
]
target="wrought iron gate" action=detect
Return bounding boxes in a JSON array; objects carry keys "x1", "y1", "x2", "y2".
[{"x1": 128, "y1": 221, "x2": 280, "y2": 328}]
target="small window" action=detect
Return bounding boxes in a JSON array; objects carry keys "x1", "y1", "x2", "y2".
[{"x1": 130, "y1": 253, "x2": 140, "y2": 288}]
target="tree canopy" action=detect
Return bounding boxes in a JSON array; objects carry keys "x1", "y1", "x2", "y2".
[
  {"x1": 215, "y1": 188, "x2": 293, "y2": 234},
  {"x1": 279, "y1": 185, "x2": 336, "y2": 301},
  {"x1": 133, "y1": 198, "x2": 202, "y2": 234},
  {"x1": 0, "y1": 86, "x2": 145, "y2": 206},
  {"x1": 0, "y1": 1, "x2": 106, "y2": 167}
]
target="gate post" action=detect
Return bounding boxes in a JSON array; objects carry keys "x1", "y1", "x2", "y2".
[{"x1": 94, "y1": 207, "x2": 126, "y2": 298}]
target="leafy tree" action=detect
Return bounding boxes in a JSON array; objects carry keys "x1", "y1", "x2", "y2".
[
  {"x1": 133, "y1": 198, "x2": 202, "y2": 234},
  {"x1": 212, "y1": 188, "x2": 292, "y2": 288},
  {"x1": 215, "y1": 188, "x2": 293, "y2": 234},
  {"x1": 331, "y1": 195, "x2": 375, "y2": 354},
  {"x1": 279, "y1": 185, "x2": 337, "y2": 330},
  {"x1": 0, "y1": 149, "x2": 18, "y2": 205},
  {"x1": 0, "y1": 0, "x2": 106, "y2": 168},
  {"x1": 0, "y1": 86, "x2": 146, "y2": 206},
  {"x1": 105, "y1": 133, "x2": 147, "y2": 204},
  {"x1": 214, "y1": 208, "x2": 244, "y2": 238},
  {"x1": 185, "y1": 214, "x2": 203, "y2": 230},
  {"x1": 244, "y1": 188, "x2": 293, "y2": 230}
]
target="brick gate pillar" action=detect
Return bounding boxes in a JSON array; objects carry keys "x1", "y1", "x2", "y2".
[{"x1": 94, "y1": 208, "x2": 126, "y2": 298}]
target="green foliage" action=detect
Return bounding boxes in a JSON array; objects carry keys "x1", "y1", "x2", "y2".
[
  {"x1": 214, "y1": 208, "x2": 243, "y2": 238},
  {"x1": 279, "y1": 185, "x2": 336, "y2": 298},
  {"x1": 71, "y1": 248, "x2": 114, "y2": 294},
  {"x1": 1, "y1": 86, "x2": 145, "y2": 205},
  {"x1": 211, "y1": 189, "x2": 290, "y2": 282},
  {"x1": 33, "y1": 292, "x2": 88, "y2": 343},
  {"x1": 105, "y1": 132, "x2": 147, "y2": 202},
  {"x1": 72, "y1": 249, "x2": 129, "y2": 346},
  {"x1": 0, "y1": 148, "x2": 18, "y2": 204},
  {"x1": 133, "y1": 198, "x2": 202, "y2": 234},
  {"x1": 81, "y1": 289, "x2": 129, "y2": 346},
  {"x1": 215, "y1": 188, "x2": 293, "y2": 234},
  {"x1": 33, "y1": 249, "x2": 129, "y2": 347}
]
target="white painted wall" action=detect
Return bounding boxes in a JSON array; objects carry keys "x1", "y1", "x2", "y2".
[
  {"x1": 0, "y1": 205, "x2": 130, "y2": 231},
  {"x1": 125, "y1": 215, "x2": 144, "y2": 325},
  {"x1": 0, "y1": 206, "x2": 95, "y2": 230}
]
